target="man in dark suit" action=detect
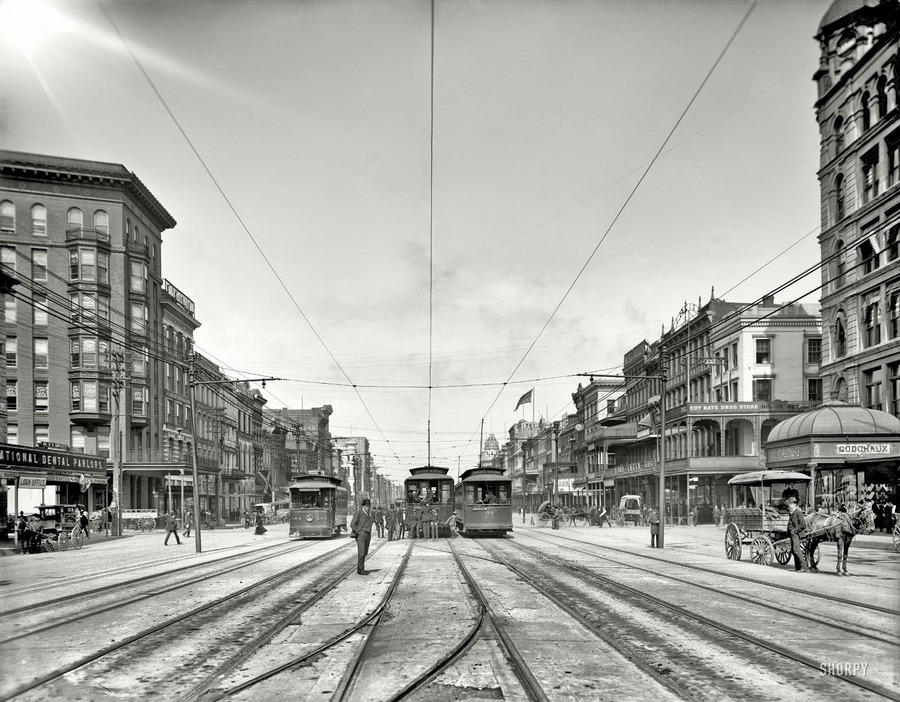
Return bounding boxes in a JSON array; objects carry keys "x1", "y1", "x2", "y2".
[
  {"x1": 350, "y1": 498, "x2": 374, "y2": 575},
  {"x1": 787, "y1": 496, "x2": 811, "y2": 573}
]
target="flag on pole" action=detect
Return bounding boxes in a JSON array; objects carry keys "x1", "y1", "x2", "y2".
[{"x1": 515, "y1": 389, "x2": 533, "y2": 411}]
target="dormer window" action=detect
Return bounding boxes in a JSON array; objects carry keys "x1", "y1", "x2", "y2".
[{"x1": 837, "y1": 31, "x2": 857, "y2": 55}]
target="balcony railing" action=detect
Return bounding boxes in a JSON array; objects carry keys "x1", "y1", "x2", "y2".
[{"x1": 66, "y1": 227, "x2": 110, "y2": 244}]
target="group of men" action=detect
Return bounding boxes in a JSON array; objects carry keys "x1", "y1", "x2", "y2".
[{"x1": 349, "y1": 497, "x2": 455, "y2": 575}]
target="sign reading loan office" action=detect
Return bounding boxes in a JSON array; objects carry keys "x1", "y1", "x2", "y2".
[{"x1": 0, "y1": 443, "x2": 106, "y2": 473}]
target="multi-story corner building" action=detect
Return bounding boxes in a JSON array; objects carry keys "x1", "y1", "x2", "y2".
[
  {"x1": 0, "y1": 150, "x2": 192, "y2": 517},
  {"x1": 606, "y1": 297, "x2": 822, "y2": 524},
  {"x1": 269, "y1": 406, "x2": 334, "y2": 477},
  {"x1": 334, "y1": 436, "x2": 370, "y2": 505},
  {"x1": 505, "y1": 419, "x2": 542, "y2": 511},
  {"x1": 813, "y1": 0, "x2": 900, "y2": 416}
]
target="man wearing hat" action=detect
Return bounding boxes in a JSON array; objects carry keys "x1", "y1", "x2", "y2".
[
  {"x1": 786, "y1": 496, "x2": 811, "y2": 573},
  {"x1": 350, "y1": 498, "x2": 375, "y2": 575}
]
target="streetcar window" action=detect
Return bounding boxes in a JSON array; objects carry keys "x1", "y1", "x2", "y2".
[{"x1": 440, "y1": 484, "x2": 451, "y2": 503}]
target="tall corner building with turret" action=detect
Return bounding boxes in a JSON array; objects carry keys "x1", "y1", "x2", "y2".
[{"x1": 813, "y1": 0, "x2": 900, "y2": 416}]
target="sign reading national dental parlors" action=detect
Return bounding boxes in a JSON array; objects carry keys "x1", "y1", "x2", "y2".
[{"x1": 0, "y1": 443, "x2": 106, "y2": 473}]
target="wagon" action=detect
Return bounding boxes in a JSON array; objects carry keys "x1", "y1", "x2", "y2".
[{"x1": 722, "y1": 471, "x2": 820, "y2": 568}]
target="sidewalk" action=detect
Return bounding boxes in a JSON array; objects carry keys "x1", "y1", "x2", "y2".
[{"x1": 517, "y1": 514, "x2": 897, "y2": 552}]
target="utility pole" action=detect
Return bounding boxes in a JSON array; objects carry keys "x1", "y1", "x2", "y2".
[
  {"x1": 658, "y1": 348, "x2": 669, "y2": 550},
  {"x1": 110, "y1": 350, "x2": 126, "y2": 537}
]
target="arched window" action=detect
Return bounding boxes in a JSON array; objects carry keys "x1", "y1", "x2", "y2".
[
  {"x1": 133, "y1": 224, "x2": 139, "y2": 243},
  {"x1": 861, "y1": 91, "x2": 871, "y2": 131},
  {"x1": 834, "y1": 377, "x2": 849, "y2": 403},
  {"x1": 93, "y1": 210, "x2": 109, "y2": 236},
  {"x1": 833, "y1": 115, "x2": 844, "y2": 154},
  {"x1": 0, "y1": 201, "x2": 15, "y2": 232},
  {"x1": 876, "y1": 76, "x2": 888, "y2": 119},
  {"x1": 126, "y1": 218, "x2": 131, "y2": 237},
  {"x1": 30, "y1": 204, "x2": 46, "y2": 236},
  {"x1": 67, "y1": 207, "x2": 83, "y2": 232},
  {"x1": 834, "y1": 174, "x2": 845, "y2": 221},
  {"x1": 833, "y1": 314, "x2": 847, "y2": 358},
  {"x1": 889, "y1": 289, "x2": 900, "y2": 340}
]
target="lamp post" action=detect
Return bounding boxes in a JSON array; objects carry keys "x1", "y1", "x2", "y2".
[
  {"x1": 657, "y1": 349, "x2": 669, "y2": 549},
  {"x1": 551, "y1": 421, "x2": 560, "y2": 507}
]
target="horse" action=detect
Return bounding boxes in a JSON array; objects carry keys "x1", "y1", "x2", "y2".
[{"x1": 804, "y1": 504, "x2": 875, "y2": 576}]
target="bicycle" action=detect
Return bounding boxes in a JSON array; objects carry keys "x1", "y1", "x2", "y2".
[{"x1": 62, "y1": 523, "x2": 85, "y2": 550}]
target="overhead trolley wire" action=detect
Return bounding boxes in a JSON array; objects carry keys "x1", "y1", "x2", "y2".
[
  {"x1": 462, "y1": 1, "x2": 760, "y2": 452},
  {"x1": 99, "y1": 1, "x2": 402, "y2": 467}
]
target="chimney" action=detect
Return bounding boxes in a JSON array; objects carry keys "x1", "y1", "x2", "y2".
[{"x1": 762, "y1": 295, "x2": 775, "y2": 306}]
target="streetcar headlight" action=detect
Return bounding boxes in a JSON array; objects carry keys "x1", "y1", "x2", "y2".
[{"x1": 306, "y1": 515, "x2": 313, "y2": 522}]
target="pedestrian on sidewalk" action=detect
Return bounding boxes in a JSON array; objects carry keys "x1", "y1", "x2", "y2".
[
  {"x1": 596, "y1": 505, "x2": 611, "y2": 528},
  {"x1": 183, "y1": 509, "x2": 193, "y2": 537},
  {"x1": 254, "y1": 510, "x2": 267, "y2": 535},
  {"x1": 787, "y1": 497, "x2": 811, "y2": 572},
  {"x1": 374, "y1": 506, "x2": 385, "y2": 538},
  {"x1": 164, "y1": 511, "x2": 182, "y2": 545},
  {"x1": 649, "y1": 507, "x2": 659, "y2": 548}
]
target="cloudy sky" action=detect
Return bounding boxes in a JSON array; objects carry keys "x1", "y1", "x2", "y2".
[{"x1": 1, "y1": 0, "x2": 831, "y2": 484}]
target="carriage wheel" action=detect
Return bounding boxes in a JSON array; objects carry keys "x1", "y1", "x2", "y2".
[
  {"x1": 893, "y1": 524, "x2": 900, "y2": 553},
  {"x1": 724, "y1": 523, "x2": 742, "y2": 561},
  {"x1": 537, "y1": 514, "x2": 550, "y2": 528},
  {"x1": 750, "y1": 535, "x2": 775, "y2": 566},
  {"x1": 804, "y1": 542, "x2": 820, "y2": 568},
  {"x1": 574, "y1": 514, "x2": 588, "y2": 527},
  {"x1": 774, "y1": 541, "x2": 791, "y2": 565},
  {"x1": 73, "y1": 529, "x2": 84, "y2": 550}
]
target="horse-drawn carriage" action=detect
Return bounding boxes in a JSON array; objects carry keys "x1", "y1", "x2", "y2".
[{"x1": 723, "y1": 470, "x2": 875, "y2": 574}]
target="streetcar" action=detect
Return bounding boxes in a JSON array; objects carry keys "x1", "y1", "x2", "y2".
[
  {"x1": 453, "y1": 466, "x2": 513, "y2": 537},
  {"x1": 403, "y1": 465, "x2": 454, "y2": 535},
  {"x1": 288, "y1": 474, "x2": 349, "y2": 539}
]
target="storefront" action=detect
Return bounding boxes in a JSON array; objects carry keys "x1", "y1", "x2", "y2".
[
  {"x1": 0, "y1": 443, "x2": 108, "y2": 536},
  {"x1": 765, "y1": 401, "x2": 900, "y2": 514}
]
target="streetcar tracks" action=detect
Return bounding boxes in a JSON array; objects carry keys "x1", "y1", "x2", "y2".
[
  {"x1": 484, "y1": 539, "x2": 898, "y2": 701},
  {"x1": 0, "y1": 541, "x2": 359, "y2": 702}
]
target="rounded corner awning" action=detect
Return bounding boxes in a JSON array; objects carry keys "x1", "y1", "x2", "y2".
[{"x1": 765, "y1": 401, "x2": 900, "y2": 468}]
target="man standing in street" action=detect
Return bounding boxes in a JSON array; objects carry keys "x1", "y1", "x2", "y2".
[
  {"x1": 164, "y1": 511, "x2": 182, "y2": 545},
  {"x1": 787, "y1": 496, "x2": 812, "y2": 573},
  {"x1": 350, "y1": 498, "x2": 374, "y2": 575}
]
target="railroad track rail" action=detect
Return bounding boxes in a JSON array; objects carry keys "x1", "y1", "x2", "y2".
[
  {"x1": 0, "y1": 541, "x2": 361, "y2": 702},
  {"x1": 482, "y1": 538, "x2": 899, "y2": 701}
]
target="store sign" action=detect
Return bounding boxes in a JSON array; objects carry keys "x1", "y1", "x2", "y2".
[
  {"x1": 18, "y1": 476, "x2": 47, "y2": 489},
  {"x1": 833, "y1": 443, "x2": 895, "y2": 457},
  {"x1": 0, "y1": 443, "x2": 105, "y2": 473},
  {"x1": 556, "y1": 478, "x2": 574, "y2": 493}
]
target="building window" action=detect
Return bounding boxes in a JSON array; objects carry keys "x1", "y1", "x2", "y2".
[
  {"x1": 130, "y1": 303, "x2": 147, "y2": 334},
  {"x1": 99, "y1": 382, "x2": 110, "y2": 413},
  {"x1": 833, "y1": 115, "x2": 844, "y2": 154},
  {"x1": 132, "y1": 346, "x2": 148, "y2": 376},
  {"x1": 876, "y1": 76, "x2": 888, "y2": 120},
  {"x1": 34, "y1": 338, "x2": 48, "y2": 369},
  {"x1": 862, "y1": 90, "x2": 872, "y2": 130},
  {"x1": 33, "y1": 294, "x2": 48, "y2": 325},
  {"x1": 67, "y1": 207, "x2": 83, "y2": 233},
  {"x1": 7, "y1": 425, "x2": 17, "y2": 445},
  {"x1": 4, "y1": 298, "x2": 15, "y2": 324},
  {"x1": 859, "y1": 239, "x2": 879, "y2": 274},
  {"x1": 807, "y1": 338, "x2": 822, "y2": 364},
  {"x1": 34, "y1": 382, "x2": 49, "y2": 412},
  {"x1": 132, "y1": 387, "x2": 146, "y2": 415},
  {"x1": 6, "y1": 380, "x2": 17, "y2": 412},
  {"x1": 890, "y1": 363, "x2": 900, "y2": 418},
  {"x1": 31, "y1": 204, "x2": 47, "y2": 236},
  {"x1": 1, "y1": 246, "x2": 15, "y2": 274},
  {"x1": 808, "y1": 378, "x2": 823, "y2": 403},
  {"x1": 71, "y1": 382, "x2": 98, "y2": 412},
  {"x1": 753, "y1": 379, "x2": 772, "y2": 402},
  {"x1": 731, "y1": 343, "x2": 738, "y2": 368},
  {"x1": 835, "y1": 175, "x2": 845, "y2": 221},
  {"x1": 755, "y1": 339, "x2": 771, "y2": 364},
  {"x1": 34, "y1": 425, "x2": 49, "y2": 444},
  {"x1": 93, "y1": 210, "x2": 109, "y2": 236},
  {"x1": 0, "y1": 201, "x2": 15, "y2": 232},
  {"x1": 888, "y1": 135, "x2": 900, "y2": 188},
  {"x1": 31, "y1": 248, "x2": 48, "y2": 282},
  {"x1": 864, "y1": 300, "x2": 882, "y2": 348},
  {"x1": 130, "y1": 260, "x2": 146, "y2": 293},
  {"x1": 890, "y1": 290, "x2": 900, "y2": 340},
  {"x1": 70, "y1": 427, "x2": 86, "y2": 451},
  {"x1": 166, "y1": 399, "x2": 174, "y2": 424},
  {"x1": 71, "y1": 337, "x2": 99, "y2": 368},
  {"x1": 863, "y1": 368, "x2": 883, "y2": 411},
  {"x1": 5, "y1": 336, "x2": 16, "y2": 367},
  {"x1": 70, "y1": 248, "x2": 95, "y2": 281},
  {"x1": 834, "y1": 317, "x2": 847, "y2": 357},
  {"x1": 166, "y1": 362, "x2": 173, "y2": 391},
  {"x1": 862, "y1": 152, "x2": 879, "y2": 203},
  {"x1": 889, "y1": 227, "x2": 899, "y2": 263}
]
